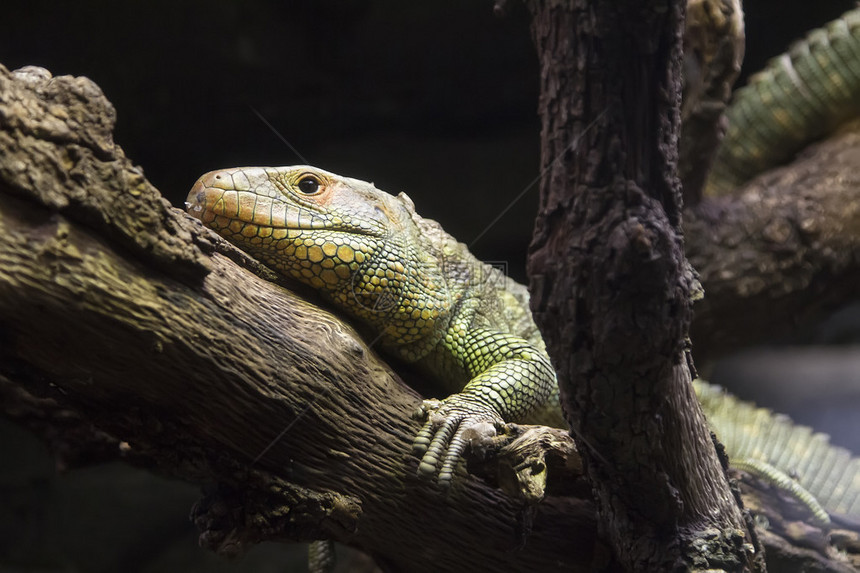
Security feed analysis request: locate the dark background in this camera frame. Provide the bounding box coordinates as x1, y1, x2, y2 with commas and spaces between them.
1, 2, 858, 571
2, 1, 854, 279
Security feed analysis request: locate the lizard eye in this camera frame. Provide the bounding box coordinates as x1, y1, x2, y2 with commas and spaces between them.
296, 175, 322, 195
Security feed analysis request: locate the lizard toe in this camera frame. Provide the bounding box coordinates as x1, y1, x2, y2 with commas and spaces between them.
437, 423, 473, 489
416, 416, 459, 480
412, 394, 505, 487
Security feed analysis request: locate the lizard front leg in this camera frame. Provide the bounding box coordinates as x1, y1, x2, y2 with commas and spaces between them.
412, 327, 557, 488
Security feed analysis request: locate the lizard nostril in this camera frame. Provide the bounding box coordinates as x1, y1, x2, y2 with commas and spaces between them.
185, 180, 210, 216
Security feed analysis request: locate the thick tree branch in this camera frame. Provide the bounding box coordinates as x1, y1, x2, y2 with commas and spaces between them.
1, 49, 858, 572
0, 64, 602, 573
524, 1, 756, 570
688, 120, 860, 364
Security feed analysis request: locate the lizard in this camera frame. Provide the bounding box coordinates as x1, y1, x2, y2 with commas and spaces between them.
705, 7, 860, 195
185, 164, 860, 526
185, 164, 560, 488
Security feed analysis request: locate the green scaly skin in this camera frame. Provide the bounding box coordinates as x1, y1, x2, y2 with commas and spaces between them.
706, 7, 860, 195
186, 165, 859, 523
186, 165, 559, 488
696, 380, 860, 524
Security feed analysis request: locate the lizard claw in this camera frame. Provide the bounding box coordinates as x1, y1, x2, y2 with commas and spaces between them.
412, 398, 441, 422
412, 395, 503, 489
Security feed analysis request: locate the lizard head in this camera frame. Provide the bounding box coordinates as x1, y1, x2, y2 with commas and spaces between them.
186, 165, 451, 348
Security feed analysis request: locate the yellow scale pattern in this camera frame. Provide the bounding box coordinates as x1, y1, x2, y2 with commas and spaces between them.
188, 166, 860, 523
187, 165, 860, 518
187, 165, 558, 487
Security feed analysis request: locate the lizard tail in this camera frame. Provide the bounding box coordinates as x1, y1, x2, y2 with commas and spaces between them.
705, 8, 860, 195
694, 380, 860, 522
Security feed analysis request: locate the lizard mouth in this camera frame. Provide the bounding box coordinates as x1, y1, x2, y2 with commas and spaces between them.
186, 181, 316, 228
185, 181, 382, 239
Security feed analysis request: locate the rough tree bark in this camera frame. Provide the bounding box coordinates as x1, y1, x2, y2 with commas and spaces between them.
0, 65, 602, 573
687, 121, 860, 363
1, 6, 860, 573
524, 1, 755, 570
524, 1, 858, 571
678, 0, 744, 205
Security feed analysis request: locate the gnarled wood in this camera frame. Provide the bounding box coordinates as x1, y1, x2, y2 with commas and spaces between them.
679, 0, 745, 205
688, 120, 860, 364
1, 30, 859, 572
0, 63, 603, 573
524, 1, 757, 569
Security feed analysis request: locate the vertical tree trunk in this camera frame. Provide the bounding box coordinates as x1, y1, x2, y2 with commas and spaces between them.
524, 2, 760, 570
